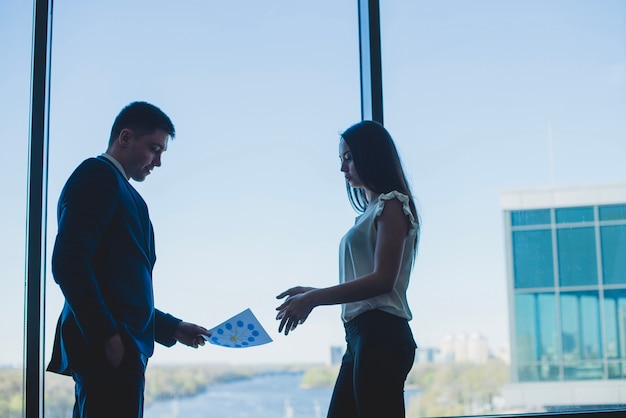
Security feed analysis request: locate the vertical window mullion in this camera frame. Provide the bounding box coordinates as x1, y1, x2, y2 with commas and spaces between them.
358, 0, 383, 123
26, 0, 52, 417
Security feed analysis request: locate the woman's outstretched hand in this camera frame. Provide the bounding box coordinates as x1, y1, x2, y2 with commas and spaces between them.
275, 286, 316, 336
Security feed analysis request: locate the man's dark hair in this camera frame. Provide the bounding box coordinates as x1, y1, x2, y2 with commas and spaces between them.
108, 101, 175, 145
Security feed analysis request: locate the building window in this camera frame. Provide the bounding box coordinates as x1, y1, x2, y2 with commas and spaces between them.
604, 289, 626, 363
555, 206, 595, 224
560, 291, 602, 364
600, 225, 626, 285
599, 204, 626, 221
515, 292, 559, 378
513, 230, 554, 289
511, 209, 552, 227
557, 227, 598, 287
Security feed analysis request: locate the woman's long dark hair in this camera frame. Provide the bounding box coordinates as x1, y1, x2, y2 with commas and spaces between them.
341, 120, 419, 234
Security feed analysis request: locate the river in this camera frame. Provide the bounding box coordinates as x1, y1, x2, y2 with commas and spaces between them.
144, 372, 418, 418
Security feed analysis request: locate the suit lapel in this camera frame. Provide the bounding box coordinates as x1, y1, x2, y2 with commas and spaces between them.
96, 156, 156, 264
127, 184, 155, 262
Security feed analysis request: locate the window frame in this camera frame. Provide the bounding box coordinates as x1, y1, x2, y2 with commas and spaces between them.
25, 0, 626, 416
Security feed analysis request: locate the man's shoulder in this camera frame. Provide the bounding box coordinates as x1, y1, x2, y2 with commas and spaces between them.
76, 156, 108, 170
59, 157, 123, 206
63, 157, 120, 193
70, 157, 116, 178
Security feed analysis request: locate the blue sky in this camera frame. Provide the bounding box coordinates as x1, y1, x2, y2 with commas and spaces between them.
1, 0, 625, 366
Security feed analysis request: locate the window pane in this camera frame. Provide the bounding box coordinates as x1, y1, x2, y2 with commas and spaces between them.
518, 364, 560, 383
511, 209, 551, 226
561, 292, 602, 362
604, 290, 626, 361
515, 293, 558, 363
563, 362, 604, 381
601, 225, 626, 285
557, 227, 598, 287
26, 0, 626, 416
45, 1, 358, 416
512, 230, 554, 289
515, 293, 538, 363
555, 206, 594, 224
608, 362, 626, 379
599, 204, 626, 221
0, 1, 32, 416
381, 0, 626, 414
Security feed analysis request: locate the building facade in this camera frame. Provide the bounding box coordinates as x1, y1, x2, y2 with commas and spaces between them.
501, 184, 626, 409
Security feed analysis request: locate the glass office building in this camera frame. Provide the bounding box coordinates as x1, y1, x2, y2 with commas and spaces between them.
502, 184, 626, 409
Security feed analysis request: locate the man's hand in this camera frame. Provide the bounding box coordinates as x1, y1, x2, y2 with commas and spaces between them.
174, 321, 211, 348
104, 333, 125, 368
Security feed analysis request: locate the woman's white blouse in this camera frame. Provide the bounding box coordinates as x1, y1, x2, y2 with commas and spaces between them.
338, 190, 418, 323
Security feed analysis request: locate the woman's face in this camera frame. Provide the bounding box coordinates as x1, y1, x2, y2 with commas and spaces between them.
339, 138, 364, 189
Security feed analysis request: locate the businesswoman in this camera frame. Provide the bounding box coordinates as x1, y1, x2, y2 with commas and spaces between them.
276, 120, 419, 418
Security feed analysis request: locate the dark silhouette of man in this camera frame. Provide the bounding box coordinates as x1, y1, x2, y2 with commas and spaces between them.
48, 101, 210, 417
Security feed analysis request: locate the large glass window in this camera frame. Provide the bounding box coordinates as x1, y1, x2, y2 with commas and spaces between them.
515, 293, 558, 364
601, 225, 626, 285
560, 291, 602, 362
555, 206, 594, 224
0, 1, 35, 417
43, 1, 359, 417
511, 209, 551, 227
599, 204, 626, 221
604, 290, 626, 361
512, 230, 554, 289
381, 0, 626, 415
12, 0, 626, 416
561, 291, 603, 381
557, 227, 598, 287
603, 289, 626, 380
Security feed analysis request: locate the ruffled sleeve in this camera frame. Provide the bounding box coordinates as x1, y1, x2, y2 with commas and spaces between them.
374, 190, 417, 229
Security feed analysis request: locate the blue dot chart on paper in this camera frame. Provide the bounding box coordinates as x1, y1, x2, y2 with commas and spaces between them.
202, 308, 273, 348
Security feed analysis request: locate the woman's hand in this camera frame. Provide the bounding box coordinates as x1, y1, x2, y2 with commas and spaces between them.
276, 286, 315, 300
275, 287, 317, 336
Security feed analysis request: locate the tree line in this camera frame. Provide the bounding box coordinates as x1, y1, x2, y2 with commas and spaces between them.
1, 359, 509, 417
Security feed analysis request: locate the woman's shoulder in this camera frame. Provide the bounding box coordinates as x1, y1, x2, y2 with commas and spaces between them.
377, 190, 410, 204
374, 191, 417, 228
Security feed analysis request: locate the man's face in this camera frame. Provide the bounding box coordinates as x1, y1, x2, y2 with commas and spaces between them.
122, 129, 169, 182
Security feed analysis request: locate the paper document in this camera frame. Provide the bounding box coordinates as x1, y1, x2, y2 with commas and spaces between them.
202, 308, 273, 348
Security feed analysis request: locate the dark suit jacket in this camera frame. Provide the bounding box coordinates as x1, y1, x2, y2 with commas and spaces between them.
48, 156, 180, 376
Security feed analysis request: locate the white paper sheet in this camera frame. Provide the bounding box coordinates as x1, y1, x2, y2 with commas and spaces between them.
202, 308, 273, 348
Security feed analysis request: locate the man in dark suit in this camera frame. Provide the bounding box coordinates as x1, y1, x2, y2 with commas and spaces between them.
47, 101, 210, 417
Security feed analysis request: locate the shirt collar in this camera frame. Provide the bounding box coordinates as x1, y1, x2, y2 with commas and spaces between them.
100, 153, 128, 180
